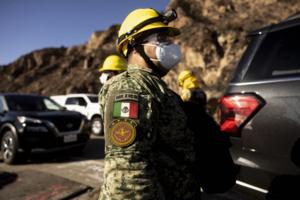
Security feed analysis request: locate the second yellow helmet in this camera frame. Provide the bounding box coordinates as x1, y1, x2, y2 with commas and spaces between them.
178, 70, 199, 89
98, 55, 127, 72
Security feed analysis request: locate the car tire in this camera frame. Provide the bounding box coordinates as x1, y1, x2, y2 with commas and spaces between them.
91, 116, 103, 135
1, 130, 18, 164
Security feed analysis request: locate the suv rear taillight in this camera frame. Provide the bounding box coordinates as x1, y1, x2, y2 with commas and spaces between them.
219, 94, 265, 136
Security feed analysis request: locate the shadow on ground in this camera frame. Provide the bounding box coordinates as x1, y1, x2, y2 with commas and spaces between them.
0, 170, 91, 200
0, 171, 18, 189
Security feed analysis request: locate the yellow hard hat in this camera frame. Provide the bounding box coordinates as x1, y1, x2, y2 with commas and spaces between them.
178, 70, 199, 89
178, 70, 193, 86
117, 8, 180, 57
98, 55, 127, 72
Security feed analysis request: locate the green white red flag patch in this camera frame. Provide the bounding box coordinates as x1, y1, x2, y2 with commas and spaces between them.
113, 101, 138, 118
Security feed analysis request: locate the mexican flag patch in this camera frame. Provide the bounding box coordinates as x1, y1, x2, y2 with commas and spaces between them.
113, 101, 138, 118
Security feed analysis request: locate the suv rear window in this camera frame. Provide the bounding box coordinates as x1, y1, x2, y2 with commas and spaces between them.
65, 97, 87, 106
87, 96, 98, 103
244, 25, 300, 81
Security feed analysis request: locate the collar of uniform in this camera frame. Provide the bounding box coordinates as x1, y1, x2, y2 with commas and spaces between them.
127, 64, 155, 74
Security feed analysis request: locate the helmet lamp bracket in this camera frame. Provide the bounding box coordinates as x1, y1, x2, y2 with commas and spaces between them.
162, 9, 177, 24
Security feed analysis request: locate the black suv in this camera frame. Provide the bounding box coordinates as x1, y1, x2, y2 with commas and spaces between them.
219, 14, 300, 199
0, 93, 90, 164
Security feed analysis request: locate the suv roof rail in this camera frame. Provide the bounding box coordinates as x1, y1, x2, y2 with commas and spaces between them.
283, 12, 300, 22
248, 12, 300, 36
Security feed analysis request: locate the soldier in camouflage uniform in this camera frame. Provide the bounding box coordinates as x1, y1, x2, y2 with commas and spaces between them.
98, 8, 201, 199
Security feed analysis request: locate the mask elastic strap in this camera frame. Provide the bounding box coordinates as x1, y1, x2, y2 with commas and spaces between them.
141, 43, 159, 62
135, 45, 167, 77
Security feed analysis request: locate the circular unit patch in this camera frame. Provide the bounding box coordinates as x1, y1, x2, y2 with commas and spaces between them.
109, 121, 136, 147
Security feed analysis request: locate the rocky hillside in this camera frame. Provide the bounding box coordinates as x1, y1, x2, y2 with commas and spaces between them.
0, 25, 119, 95
1, 0, 299, 109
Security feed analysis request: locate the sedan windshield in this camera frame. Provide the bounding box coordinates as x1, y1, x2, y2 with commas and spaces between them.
5, 95, 62, 111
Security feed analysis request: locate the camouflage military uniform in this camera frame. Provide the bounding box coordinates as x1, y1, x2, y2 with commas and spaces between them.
98, 64, 200, 200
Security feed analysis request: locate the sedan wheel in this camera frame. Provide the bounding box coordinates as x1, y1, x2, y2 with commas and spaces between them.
1, 131, 18, 164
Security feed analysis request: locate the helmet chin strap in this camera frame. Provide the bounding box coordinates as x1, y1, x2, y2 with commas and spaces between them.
135, 45, 168, 77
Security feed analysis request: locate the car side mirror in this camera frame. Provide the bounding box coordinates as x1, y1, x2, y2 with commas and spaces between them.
60, 106, 67, 111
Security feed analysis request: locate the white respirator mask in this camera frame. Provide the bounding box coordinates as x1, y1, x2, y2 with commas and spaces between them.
99, 73, 110, 84
143, 42, 181, 71
142, 33, 181, 71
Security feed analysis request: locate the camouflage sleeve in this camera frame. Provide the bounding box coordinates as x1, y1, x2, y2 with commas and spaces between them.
99, 84, 109, 120
99, 78, 165, 200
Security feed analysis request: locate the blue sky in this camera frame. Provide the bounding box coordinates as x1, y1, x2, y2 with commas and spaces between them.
0, 0, 170, 65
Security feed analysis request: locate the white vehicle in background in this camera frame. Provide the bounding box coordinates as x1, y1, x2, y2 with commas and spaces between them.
51, 94, 103, 135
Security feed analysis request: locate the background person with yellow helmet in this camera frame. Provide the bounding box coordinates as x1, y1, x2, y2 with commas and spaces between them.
98, 54, 127, 85
98, 8, 202, 199
178, 69, 207, 107
179, 69, 238, 196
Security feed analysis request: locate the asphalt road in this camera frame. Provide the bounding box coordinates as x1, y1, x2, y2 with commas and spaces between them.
0, 134, 104, 199
0, 135, 259, 200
